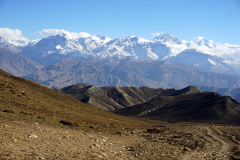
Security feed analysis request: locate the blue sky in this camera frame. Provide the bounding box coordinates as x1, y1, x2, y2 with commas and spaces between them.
0, 0, 239, 44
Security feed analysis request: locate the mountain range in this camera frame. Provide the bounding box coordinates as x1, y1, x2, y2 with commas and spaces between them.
1, 32, 240, 90
23, 58, 240, 89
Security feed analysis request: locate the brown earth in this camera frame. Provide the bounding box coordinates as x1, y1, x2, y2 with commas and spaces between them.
1, 118, 240, 159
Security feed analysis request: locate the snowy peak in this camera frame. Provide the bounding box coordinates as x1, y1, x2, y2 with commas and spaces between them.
192, 37, 216, 48
153, 33, 181, 44
77, 34, 111, 48
103, 36, 169, 61
8, 39, 29, 47
127, 36, 150, 43
35, 34, 69, 51
108, 36, 150, 45
54, 32, 112, 46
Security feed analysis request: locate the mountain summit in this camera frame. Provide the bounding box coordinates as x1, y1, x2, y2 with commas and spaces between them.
153, 33, 181, 44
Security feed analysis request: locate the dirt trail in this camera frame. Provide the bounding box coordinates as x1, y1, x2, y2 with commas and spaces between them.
182, 127, 233, 160
207, 128, 231, 153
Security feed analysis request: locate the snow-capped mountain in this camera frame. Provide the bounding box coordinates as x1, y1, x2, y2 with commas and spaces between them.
18, 33, 116, 65
190, 37, 216, 48
153, 33, 181, 44
102, 36, 170, 60
18, 34, 171, 65
19, 34, 87, 65
152, 34, 240, 75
